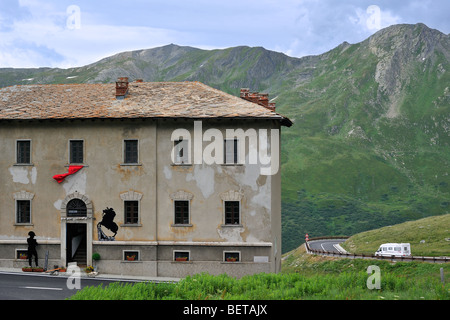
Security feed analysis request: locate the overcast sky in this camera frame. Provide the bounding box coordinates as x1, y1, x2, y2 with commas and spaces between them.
1, 0, 449, 68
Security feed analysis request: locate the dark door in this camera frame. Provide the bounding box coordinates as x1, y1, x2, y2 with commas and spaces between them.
66, 223, 87, 267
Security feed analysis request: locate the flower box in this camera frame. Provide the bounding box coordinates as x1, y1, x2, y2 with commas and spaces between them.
22, 267, 33, 272
32, 267, 44, 272
226, 257, 237, 262
126, 255, 136, 261
175, 257, 188, 262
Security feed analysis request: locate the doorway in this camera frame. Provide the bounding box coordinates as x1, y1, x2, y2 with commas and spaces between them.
66, 223, 87, 267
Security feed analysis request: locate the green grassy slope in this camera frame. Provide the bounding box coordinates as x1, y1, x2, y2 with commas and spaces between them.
340, 213, 450, 256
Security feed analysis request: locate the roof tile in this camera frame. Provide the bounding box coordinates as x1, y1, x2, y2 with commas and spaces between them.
0, 81, 291, 126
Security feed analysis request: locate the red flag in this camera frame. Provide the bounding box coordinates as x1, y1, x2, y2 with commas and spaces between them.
53, 166, 83, 183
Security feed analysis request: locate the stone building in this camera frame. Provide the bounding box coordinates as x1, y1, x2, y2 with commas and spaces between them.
0, 79, 291, 278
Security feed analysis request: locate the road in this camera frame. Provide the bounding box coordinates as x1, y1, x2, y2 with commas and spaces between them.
0, 271, 138, 300
307, 239, 347, 253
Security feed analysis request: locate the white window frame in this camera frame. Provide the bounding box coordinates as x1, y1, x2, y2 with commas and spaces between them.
173, 250, 190, 262
123, 250, 140, 261
223, 251, 240, 262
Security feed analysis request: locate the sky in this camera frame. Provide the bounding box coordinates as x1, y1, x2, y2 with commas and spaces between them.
0, 0, 449, 68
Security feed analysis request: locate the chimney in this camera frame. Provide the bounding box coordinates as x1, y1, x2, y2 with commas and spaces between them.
240, 88, 250, 98
116, 77, 129, 99
240, 88, 276, 111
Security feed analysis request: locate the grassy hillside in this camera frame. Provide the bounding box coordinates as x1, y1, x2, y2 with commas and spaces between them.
340, 214, 450, 256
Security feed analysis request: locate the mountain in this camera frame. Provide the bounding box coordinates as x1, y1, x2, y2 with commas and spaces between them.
279, 23, 449, 252
1, 23, 448, 253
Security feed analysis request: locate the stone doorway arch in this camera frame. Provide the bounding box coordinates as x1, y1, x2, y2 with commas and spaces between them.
60, 192, 93, 267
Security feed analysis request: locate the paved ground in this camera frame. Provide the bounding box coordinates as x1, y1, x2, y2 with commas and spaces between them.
307, 239, 347, 253
0, 267, 179, 300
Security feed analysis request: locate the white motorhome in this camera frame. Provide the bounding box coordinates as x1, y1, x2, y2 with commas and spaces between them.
375, 243, 411, 257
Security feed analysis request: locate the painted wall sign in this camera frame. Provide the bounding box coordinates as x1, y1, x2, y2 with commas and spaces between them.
97, 207, 119, 241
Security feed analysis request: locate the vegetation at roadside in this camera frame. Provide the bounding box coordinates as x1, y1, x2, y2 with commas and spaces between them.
70, 245, 449, 300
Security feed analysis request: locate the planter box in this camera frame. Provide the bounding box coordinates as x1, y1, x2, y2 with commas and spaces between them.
175, 257, 188, 262
22, 267, 33, 272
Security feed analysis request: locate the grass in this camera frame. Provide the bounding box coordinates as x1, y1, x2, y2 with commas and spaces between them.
340, 214, 450, 256
70, 215, 450, 300
70, 244, 449, 300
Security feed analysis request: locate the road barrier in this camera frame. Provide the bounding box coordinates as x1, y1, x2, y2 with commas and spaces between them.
305, 238, 449, 264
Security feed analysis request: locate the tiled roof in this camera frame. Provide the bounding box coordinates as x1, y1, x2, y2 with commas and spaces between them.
0, 81, 292, 126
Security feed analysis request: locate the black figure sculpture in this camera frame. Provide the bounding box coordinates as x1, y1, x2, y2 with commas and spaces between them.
27, 231, 39, 267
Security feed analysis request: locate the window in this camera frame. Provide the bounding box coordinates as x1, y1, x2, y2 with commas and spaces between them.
224, 139, 238, 164
224, 201, 240, 225
174, 251, 190, 262
174, 200, 190, 225
120, 191, 142, 226
124, 140, 138, 164
224, 251, 240, 262
124, 200, 139, 224
16, 140, 31, 164
66, 198, 87, 217
174, 139, 190, 164
70, 140, 84, 164
16, 200, 31, 224
13, 191, 34, 224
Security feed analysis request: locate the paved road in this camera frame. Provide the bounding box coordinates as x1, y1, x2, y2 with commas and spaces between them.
0, 271, 137, 300
307, 239, 347, 253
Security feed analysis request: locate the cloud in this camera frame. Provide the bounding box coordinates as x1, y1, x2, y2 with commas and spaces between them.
0, 0, 449, 67
0, 0, 191, 67
273, 1, 404, 58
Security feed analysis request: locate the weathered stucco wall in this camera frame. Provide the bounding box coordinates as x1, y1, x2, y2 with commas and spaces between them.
0, 118, 282, 275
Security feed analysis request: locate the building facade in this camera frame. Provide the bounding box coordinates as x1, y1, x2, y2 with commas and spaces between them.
0, 80, 291, 278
